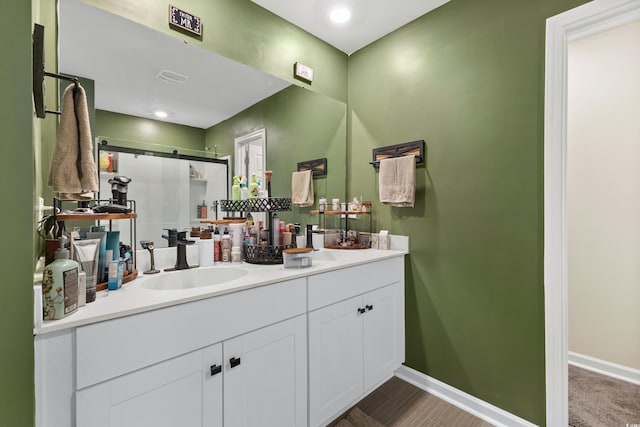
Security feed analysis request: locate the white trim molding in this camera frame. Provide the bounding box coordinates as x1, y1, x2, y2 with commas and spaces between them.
544, 1, 640, 426
395, 366, 538, 427
569, 352, 640, 387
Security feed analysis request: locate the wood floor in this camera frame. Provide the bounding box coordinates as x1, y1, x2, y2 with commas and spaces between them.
329, 376, 494, 427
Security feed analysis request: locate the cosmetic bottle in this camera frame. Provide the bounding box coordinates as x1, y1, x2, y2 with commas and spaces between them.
42, 237, 80, 320
249, 173, 260, 199
232, 176, 241, 201
199, 201, 208, 219
239, 182, 248, 200
272, 213, 280, 246
213, 227, 221, 262
221, 229, 232, 262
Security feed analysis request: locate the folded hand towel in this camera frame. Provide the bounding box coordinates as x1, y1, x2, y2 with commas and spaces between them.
379, 155, 416, 207
291, 170, 314, 207
48, 83, 99, 200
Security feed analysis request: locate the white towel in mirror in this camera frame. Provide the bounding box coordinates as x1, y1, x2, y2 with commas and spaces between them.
291, 170, 314, 207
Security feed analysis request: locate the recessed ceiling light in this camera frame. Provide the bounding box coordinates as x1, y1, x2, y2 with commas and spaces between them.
154, 111, 168, 118
329, 7, 351, 24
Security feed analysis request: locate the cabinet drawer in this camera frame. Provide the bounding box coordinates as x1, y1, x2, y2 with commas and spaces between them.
308, 257, 403, 311
76, 278, 306, 389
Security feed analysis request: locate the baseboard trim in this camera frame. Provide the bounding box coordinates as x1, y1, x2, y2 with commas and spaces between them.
569, 351, 640, 386
395, 366, 538, 427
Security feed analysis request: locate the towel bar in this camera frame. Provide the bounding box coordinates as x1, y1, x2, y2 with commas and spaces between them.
297, 158, 327, 177
370, 140, 425, 168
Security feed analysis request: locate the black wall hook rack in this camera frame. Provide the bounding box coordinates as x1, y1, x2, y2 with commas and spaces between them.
297, 158, 327, 177
370, 140, 425, 169
33, 23, 80, 118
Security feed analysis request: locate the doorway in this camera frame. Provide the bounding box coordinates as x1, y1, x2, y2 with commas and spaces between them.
234, 128, 266, 184
544, 1, 640, 425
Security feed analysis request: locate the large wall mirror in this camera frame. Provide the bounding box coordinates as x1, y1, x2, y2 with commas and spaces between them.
58, 0, 347, 248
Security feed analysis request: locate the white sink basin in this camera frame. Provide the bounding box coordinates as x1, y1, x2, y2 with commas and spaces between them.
141, 267, 248, 291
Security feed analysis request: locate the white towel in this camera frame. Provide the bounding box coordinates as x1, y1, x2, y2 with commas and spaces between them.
379, 155, 416, 207
291, 170, 314, 207
48, 83, 99, 200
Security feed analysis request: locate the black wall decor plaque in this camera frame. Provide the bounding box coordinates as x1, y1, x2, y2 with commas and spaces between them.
169, 5, 202, 36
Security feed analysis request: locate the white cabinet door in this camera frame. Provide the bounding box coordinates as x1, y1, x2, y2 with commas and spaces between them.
363, 283, 402, 391
76, 343, 222, 427
308, 296, 364, 427
224, 315, 307, 427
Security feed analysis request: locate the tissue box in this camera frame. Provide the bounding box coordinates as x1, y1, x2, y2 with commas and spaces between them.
378, 230, 390, 250
371, 233, 379, 249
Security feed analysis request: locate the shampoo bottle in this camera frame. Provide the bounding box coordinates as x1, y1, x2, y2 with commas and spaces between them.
248, 173, 259, 199
221, 229, 232, 262
232, 176, 241, 201
213, 227, 221, 262
241, 182, 249, 200
42, 238, 80, 320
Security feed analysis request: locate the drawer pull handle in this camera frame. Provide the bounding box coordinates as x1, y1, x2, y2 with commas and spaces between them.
357, 307, 366, 314
210, 364, 222, 376
230, 357, 241, 368
366, 305, 374, 311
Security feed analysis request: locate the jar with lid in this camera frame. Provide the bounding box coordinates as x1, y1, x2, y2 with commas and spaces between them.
318, 198, 327, 212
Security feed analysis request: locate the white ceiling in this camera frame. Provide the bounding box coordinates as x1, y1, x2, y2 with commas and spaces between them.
251, 0, 450, 55
58, 0, 290, 129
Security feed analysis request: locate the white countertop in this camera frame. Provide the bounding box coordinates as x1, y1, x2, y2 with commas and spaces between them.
35, 248, 407, 335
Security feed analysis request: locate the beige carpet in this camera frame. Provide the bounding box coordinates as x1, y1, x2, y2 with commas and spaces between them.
569, 364, 640, 427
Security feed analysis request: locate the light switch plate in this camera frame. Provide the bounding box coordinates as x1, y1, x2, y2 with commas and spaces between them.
294, 62, 313, 83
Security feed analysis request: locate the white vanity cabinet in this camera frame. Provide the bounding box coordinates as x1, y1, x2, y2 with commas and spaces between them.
307, 257, 405, 427
35, 252, 406, 427
36, 278, 307, 427
223, 315, 307, 427
76, 342, 223, 427
75, 315, 307, 427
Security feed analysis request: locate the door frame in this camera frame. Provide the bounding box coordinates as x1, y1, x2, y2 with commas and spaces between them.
544, 1, 640, 425
234, 128, 266, 180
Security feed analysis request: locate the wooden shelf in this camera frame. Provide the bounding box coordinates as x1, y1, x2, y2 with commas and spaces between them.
96, 269, 138, 291
309, 210, 371, 215
199, 219, 247, 225
55, 212, 137, 221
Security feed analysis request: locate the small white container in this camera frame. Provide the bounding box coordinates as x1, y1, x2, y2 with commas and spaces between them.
283, 248, 313, 269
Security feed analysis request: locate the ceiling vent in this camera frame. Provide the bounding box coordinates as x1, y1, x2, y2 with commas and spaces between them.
156, 69, 188, 85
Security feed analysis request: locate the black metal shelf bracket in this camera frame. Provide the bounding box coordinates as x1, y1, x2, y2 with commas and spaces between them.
297, 158, 327, 177
370, 140, 425, 169
33, 23, 80, 118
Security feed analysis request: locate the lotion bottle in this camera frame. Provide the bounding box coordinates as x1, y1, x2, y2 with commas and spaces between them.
248, 173, 259, 199
231, 176, 241, 201
42, 238, 80, 320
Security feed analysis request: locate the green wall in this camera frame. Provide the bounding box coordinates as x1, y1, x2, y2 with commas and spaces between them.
205, 85, 347, 226
11, 0, 600, 425
347, 0, 586, 424
0, 0, 34, 424
95, 110, 206, 152
83, 0, 348, 103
